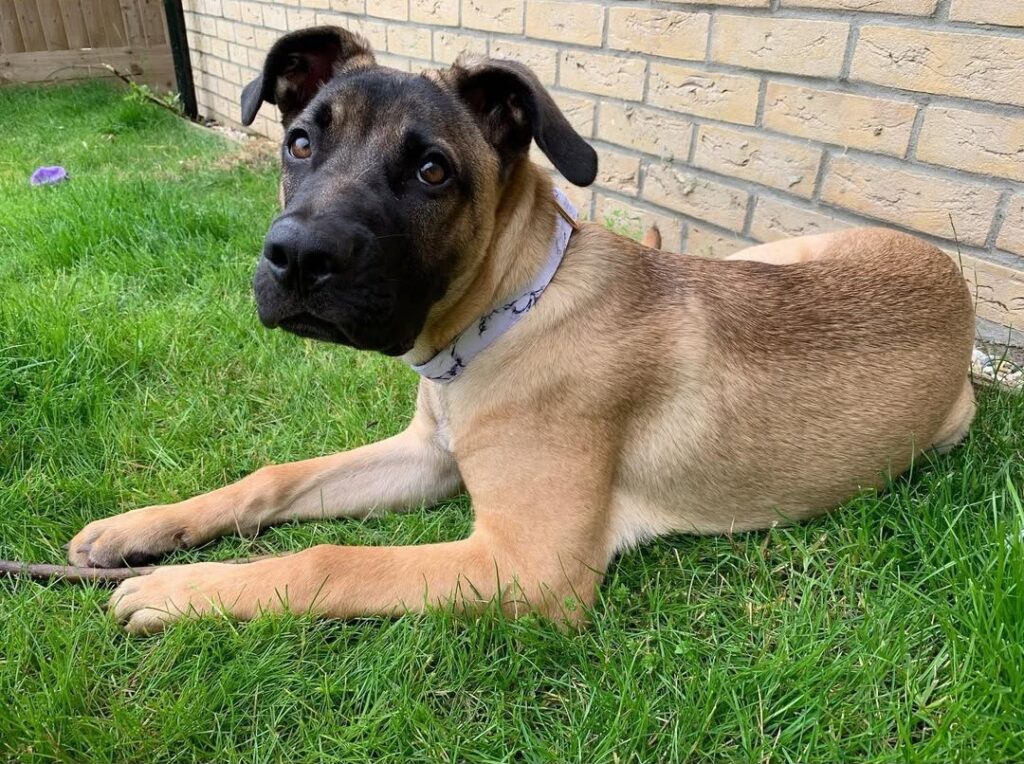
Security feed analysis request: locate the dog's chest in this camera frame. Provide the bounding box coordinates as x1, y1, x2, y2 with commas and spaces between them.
432, 394, 456, 454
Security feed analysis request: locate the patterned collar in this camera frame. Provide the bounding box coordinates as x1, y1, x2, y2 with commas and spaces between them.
409, 187, 579, 384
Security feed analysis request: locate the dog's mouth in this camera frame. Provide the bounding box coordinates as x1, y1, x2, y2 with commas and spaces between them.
274, 312, 414, 356
276, 312, 350, 344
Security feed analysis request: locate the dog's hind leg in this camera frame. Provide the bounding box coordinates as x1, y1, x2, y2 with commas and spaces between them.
724, 232, 843, 265
930, 379, 976, 454
67, 383, 461, 568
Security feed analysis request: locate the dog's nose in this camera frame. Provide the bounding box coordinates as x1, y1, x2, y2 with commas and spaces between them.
262, 216, 364, 288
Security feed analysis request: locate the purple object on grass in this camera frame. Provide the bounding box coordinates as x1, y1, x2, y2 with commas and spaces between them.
30, 166, 69, 186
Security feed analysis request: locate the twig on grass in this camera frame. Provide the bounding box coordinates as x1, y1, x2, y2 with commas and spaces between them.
100, 64, 190, 120
0, 556, 271, 585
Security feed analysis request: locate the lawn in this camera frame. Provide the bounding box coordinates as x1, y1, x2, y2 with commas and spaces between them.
1, 82, 1023, 764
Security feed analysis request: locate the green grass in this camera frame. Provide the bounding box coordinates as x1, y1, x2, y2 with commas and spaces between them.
1, 82, 1022, 763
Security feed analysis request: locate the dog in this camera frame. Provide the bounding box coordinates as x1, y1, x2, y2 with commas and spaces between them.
66, 26, 976, 634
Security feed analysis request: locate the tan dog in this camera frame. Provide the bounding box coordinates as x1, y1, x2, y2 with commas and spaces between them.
67, 27, 976, 634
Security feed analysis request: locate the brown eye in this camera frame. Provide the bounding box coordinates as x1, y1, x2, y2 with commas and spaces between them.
417, 158, 448, 185
288, 131, 312, 160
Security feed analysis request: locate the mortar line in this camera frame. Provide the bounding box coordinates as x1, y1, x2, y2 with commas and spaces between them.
742, 194, 758, 237
703, 10, 714, 63
810, 150, 832, 204
986, 190, 1013, 250
905, 103, 929, 161
839, 22, 859, 82
754, 77, 768, 129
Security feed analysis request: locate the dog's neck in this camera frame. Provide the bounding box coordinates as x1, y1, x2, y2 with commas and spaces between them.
406, 161, 564, 368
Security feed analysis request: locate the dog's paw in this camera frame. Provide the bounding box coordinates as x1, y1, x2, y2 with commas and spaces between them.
109, 562, 240, 634
67, 507, 192, 568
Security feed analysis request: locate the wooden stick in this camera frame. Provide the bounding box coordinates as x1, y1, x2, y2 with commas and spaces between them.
0, 556, 269, 585
100, 63, 194, 120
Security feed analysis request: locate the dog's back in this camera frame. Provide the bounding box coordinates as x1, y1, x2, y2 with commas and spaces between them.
599, 228, 975, 544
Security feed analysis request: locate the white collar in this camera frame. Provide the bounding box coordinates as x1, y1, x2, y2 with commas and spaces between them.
409, 187, 578, 384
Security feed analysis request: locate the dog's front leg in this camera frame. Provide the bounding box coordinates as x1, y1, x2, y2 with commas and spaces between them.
110, 421, 614, 633
68, 384, 460, 567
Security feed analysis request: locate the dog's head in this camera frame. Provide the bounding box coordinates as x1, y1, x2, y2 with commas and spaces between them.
241, 26, 597, 356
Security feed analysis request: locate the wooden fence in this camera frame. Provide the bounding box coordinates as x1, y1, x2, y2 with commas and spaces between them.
0, 0, 174, 90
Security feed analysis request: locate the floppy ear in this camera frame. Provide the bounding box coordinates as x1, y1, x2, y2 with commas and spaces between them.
241, 26, 375, 127
448, 57, 598, 187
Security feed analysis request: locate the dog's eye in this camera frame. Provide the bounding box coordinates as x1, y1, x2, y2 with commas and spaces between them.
417, 158, 448, 186
288, 131, 312, 160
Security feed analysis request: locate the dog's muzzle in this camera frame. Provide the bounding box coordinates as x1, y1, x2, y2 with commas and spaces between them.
252, 213, 435, 355
261, 214, 370, 294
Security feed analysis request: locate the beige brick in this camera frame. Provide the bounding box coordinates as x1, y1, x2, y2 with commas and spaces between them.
711, 16, 849, 78
286, 8, 317, 28
687, 226, 753, 259
233, 20, 252, 43
246, 47, 264, 70
525, 0, 603, 47
411, 0, 458, 25
253, 27, 279, 51
781, 0, 937, 13
255, 114, 283, 142
949, 0, 1024, 27
693, 125, 821, 198
644, 164, 749, 231
489, 39, 557, 85
227, 43, 249, 65
559, 50, 646, 101
664, 0, 767, 5
529, 145, 555, 172
186, 15, 207, 37
997, 194, 1024, 257
330, 0, 365, 11
314, 11, 347, 26
239, 1, 262, 25
215, 76, 240, 101
852, 27, 1024, 108
750, 197, 849, 242
302, 0, 332, 9
607, 7, 709, 61
210, 36, 229, 58
558, 184, 594, 220
647, 63, 759, 125
462, 0, 523, 33
350, 17, 387, 48
433, 30, 487, 63
376, 52, 412, 71
215, 17, 235, 41
387, 25, 431, 59
763, 83, 917, 158
917, 107, 1024, 183
366, 0, 408, 20
596, 148, 640, 196
821, 156, 1000, 246
597, 102, 693, 161
595, 194, 683, 252
552, 92, 596, 137
261, 4, 288, 30
234, 23, 255, 46
203, 57, 222, 78
958, 255, 1024, 331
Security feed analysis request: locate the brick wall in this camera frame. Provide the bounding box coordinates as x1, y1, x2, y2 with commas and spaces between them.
181, 0, 1024, 341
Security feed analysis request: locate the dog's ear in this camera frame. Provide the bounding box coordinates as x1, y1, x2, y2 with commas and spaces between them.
447, 56, 598, 187
241, 26, 375, 127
